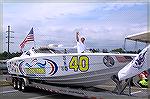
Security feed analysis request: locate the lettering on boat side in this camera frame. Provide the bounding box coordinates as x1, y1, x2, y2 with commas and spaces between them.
61, 56, 68, 71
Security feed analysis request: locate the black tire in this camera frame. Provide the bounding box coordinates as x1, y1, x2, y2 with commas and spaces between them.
21, 79, 27, 92
12, 78, 18, 90
18, 78, 28, 92
18, 79, 22, 91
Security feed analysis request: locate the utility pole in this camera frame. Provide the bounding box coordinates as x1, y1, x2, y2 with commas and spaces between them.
6, 26, 14, 53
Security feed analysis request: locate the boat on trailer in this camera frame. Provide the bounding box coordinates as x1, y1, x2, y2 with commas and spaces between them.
7, 45, 137, 87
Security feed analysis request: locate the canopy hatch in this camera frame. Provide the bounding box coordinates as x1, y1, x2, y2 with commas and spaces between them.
125, 31, 150, 43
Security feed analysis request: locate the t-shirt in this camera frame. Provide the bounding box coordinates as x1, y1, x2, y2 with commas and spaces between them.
77, 42, 86, 53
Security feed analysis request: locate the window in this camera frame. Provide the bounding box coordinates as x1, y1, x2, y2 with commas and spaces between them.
49, 49, 62, 54
34, 48, 52, 53
34, 48, 62, 54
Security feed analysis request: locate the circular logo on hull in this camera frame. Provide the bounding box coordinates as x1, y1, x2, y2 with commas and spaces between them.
103, 56, 115, 67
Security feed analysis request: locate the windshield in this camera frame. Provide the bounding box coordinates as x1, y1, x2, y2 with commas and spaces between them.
34, 48, 62, 54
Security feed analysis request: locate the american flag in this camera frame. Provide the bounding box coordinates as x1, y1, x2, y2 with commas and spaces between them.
20, 28, 34, 49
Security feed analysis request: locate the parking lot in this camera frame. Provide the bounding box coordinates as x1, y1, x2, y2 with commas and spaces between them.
0, 74, 149, 99
0, 86, 81, 99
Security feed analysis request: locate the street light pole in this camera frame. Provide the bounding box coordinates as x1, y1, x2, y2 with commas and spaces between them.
6, 26, 14, 53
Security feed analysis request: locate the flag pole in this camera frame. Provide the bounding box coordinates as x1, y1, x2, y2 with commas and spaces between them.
33, 27, 36, 49
34, 38, 36, 48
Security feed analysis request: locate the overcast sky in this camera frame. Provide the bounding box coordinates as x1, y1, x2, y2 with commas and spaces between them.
3, 2, 148, 52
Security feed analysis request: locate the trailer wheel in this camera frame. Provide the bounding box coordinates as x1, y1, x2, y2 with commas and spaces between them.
21, 79, 27, 92
18, 78, 28, 92
12, 78, 18, 90
18, 79, 22, 91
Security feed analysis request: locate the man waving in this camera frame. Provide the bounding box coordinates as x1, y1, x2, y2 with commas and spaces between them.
76, 32, 86, 53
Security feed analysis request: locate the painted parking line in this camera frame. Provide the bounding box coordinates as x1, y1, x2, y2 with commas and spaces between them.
131, 91, 142, 95
96, 85, 115, 88
0, 90, 18, 94
28, 94, 57, 99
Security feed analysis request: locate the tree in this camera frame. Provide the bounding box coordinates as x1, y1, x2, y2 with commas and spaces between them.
0, 52, 22, 60
111, 48, 125, 53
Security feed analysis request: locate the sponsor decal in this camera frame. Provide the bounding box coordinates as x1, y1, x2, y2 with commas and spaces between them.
25, 60, 46, 68
61, 56, 68, 71
18, 59, 58, 76
103, 56, 115, 67
44, 59, 58, 75
9, 61, 19, 73
133, 50, 147, 70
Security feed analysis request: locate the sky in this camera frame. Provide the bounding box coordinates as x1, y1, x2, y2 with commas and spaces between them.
3, 2, 148, 52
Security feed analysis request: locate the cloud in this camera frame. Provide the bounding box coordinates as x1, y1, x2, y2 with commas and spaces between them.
101, 3, 143, 11
3, 3, 148, 52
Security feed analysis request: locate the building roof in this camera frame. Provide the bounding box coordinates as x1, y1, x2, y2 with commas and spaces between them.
125, 31, 150, 43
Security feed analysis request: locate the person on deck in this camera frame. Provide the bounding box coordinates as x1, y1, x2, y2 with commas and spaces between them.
138, 71, 148, 88
76, 32, 86, 53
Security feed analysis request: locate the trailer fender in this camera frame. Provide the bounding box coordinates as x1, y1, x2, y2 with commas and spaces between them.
22, 77, 29, 86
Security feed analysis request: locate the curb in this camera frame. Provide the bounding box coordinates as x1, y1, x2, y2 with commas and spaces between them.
0, 80, 12, 87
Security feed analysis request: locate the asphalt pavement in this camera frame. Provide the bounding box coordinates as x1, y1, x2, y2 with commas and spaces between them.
0, 83, 149, 99
0, 75, 149, 99
0, 86, 81, 99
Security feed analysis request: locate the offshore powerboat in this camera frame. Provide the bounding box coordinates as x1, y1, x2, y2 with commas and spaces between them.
7, 45, 137, 87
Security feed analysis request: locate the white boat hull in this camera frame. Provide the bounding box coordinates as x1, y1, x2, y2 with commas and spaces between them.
7, 53, 135, 87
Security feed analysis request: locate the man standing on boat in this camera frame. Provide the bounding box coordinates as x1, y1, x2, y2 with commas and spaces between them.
76, 32, 86, 53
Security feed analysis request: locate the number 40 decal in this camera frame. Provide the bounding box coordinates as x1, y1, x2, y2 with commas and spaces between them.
69, 56, 89, 72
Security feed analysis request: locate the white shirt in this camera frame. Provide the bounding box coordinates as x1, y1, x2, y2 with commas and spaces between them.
77, 42, 86, 53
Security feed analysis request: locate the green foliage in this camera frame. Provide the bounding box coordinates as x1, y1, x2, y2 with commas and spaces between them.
111, 48, 125, 53
111, 48, 141, 54
89, 49, 100, 53
0, 51, 22, 60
